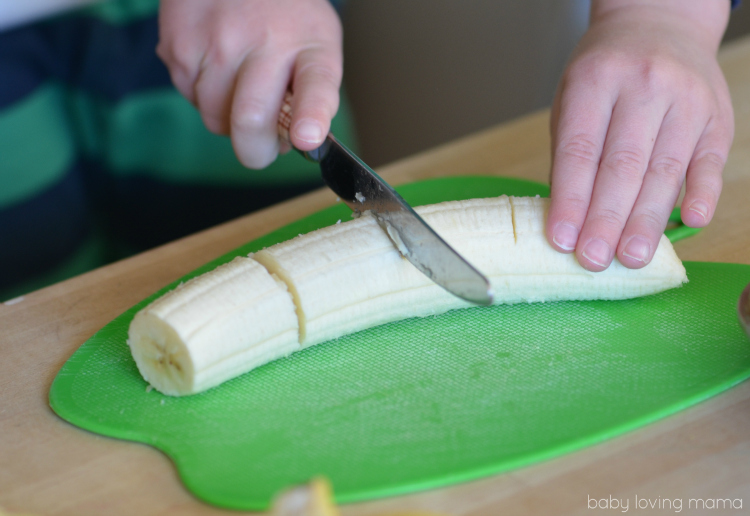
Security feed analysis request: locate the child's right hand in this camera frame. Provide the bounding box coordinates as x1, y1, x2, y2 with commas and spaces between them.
157, 0, 343, 169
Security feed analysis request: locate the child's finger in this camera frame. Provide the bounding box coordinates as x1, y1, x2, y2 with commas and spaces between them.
193, 60, 239, 135
616, 106, 705, 268
229, 54, 293, 169
575, 96, 666, 272
681, 117, 733, 227
289, 45, 343, 152
155, 1, 204, 106
546, 74, 612, 255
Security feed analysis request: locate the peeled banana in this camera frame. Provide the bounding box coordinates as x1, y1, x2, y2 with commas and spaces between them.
128, 195, 688, 396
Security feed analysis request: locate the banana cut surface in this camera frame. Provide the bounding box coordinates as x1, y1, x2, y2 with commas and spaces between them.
128, 196, 688, 396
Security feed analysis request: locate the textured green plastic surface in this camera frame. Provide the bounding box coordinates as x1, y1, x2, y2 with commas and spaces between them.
49, 176, 750, 510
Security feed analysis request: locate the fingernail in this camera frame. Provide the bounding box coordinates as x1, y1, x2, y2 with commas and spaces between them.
688, 200, 709, 222
552, 222, 579, 251
294, 119, 324, 144
622, 236, 651, 264
582, 238, 611, 268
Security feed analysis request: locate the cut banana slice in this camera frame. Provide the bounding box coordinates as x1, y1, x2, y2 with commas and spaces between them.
128, 256, 300, 396
128, 196, 687, 396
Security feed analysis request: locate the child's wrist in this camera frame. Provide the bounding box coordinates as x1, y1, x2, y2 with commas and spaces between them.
590, 0, 730, 51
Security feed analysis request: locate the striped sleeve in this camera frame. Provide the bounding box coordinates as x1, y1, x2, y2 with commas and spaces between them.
0, 0, 356, 301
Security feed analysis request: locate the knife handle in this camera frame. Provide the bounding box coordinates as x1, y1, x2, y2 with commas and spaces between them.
277, 91, 294, 145
277, 92, 330, 163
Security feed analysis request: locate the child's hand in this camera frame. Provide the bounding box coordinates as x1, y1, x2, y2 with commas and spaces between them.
157, 0, 343, 168
546, 0, 734, 271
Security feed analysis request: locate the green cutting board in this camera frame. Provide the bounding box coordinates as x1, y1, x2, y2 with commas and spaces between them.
49, 176, 750, 510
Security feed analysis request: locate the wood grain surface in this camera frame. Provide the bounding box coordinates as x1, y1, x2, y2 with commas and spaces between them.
2, 36, 750, 516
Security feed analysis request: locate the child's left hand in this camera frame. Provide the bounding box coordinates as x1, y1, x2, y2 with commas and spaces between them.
546, 0, 734, 271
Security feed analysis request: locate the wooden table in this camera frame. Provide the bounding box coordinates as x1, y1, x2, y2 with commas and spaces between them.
3, 36, 750, 516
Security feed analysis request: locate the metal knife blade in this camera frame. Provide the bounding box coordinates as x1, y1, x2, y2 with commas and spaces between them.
302, 135, 493, 305
278, 96, 493, 305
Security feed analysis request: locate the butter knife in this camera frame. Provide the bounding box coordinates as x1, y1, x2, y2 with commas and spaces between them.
278, 94, 493, 305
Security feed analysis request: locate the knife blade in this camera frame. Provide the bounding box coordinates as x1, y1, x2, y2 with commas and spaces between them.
278, 95, 493, 305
